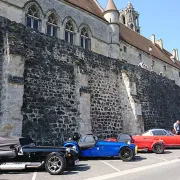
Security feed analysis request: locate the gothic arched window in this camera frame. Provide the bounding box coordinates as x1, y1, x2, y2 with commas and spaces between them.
130, 24, 133, 30
47, 13, 58, 37
26, 5, 40, 31
65, 21, 74, 44
122, 16, 126, 24
80, 27, 91, 50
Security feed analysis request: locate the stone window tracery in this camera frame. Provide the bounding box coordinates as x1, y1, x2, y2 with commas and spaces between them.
26, 5, 40, 31
65, 20, 74, 44
80, 27, 91, 50
47, 13, 58, 37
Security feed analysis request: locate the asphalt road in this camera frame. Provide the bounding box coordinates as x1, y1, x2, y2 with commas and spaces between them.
1, 149, 180, 180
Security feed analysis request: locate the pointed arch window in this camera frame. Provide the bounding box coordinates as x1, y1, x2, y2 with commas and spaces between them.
47, 13, 58, 37
65, 21, 74, 44
122, 16, 126, 25
26, 5, 40, 31
80, 27, 91, 50
130, 24, 133, 29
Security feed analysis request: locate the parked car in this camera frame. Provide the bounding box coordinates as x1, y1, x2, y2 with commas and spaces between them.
138, 129, 180, 148
64, 133, 138, 161
106, 133, 165, 154
0, 133, 79, 175
106, 133, 166, 154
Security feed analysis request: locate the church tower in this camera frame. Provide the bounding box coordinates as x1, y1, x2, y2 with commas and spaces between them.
103, 0, 120, 59
119, 2, 140, 33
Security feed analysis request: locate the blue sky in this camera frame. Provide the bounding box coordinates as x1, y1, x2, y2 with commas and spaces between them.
98, 0, 180, 54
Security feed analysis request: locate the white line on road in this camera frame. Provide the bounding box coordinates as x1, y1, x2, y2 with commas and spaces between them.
85, 159, 180, 180
100, 160, 120, 172
141, 154, 168, 161
32, 172, 37, 180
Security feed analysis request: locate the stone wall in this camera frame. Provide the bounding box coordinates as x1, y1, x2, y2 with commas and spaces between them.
1, 17, 180, 145
0, 27, 3, 125
121, 64, 180, 131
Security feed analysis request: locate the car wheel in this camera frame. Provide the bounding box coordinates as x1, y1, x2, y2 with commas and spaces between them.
119, 147, 134, 162
152, 143, 164, 154
45, 154, 66, 175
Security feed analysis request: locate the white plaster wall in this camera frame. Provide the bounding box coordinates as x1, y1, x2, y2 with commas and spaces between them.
0, 1, 23, 23
75, 66, 91, 135
118, 72, 143, 134
0, 0, 110, 56
104, 11, 119, 23
120, 41, 180, 86
1, 43, 24, 136
91, 38, 109, 57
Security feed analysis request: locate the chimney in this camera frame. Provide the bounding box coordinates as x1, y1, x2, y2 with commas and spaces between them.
156, 39, 163, 49
171, 49, 176, 63
172, 49, 176, 57
151, 34, 155, 44
176, 49, 179, 61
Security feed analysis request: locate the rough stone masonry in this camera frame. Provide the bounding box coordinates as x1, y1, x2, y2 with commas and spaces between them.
0, 17, 180, 145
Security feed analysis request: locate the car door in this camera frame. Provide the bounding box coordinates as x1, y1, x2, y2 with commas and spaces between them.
78, 135, 96, 156
152, 130, 177, 146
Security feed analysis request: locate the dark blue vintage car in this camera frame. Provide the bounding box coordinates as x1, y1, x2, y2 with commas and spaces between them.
64, 133, 138, 161
0, 133, 79, 175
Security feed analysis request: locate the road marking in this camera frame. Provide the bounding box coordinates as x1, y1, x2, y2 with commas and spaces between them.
100, 160, 120, 172
32, 172, 37, 180
141, 154, 168, 161
85, 159, 180, 180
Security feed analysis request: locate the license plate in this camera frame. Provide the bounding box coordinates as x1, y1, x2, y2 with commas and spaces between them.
75, 159, 79, 165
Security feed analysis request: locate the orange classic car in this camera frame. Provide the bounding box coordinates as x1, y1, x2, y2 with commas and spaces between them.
106, 133, 166, 154
136, 129, 180, 148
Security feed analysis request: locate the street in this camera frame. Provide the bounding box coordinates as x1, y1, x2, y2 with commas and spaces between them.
1, 149, 180, 180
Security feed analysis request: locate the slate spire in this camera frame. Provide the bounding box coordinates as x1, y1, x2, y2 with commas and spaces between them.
104, 0, 118, 12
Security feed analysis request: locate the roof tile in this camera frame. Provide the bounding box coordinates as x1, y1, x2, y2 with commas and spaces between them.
119, 23, 180, 69
65, 0, 104, 20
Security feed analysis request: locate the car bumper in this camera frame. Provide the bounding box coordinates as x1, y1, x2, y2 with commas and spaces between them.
65, 149, 79, 165
135, 145, 138, 155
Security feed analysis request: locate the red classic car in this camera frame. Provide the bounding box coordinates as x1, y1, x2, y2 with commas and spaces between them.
106, 133, 166, 154
137, 129, 180, 148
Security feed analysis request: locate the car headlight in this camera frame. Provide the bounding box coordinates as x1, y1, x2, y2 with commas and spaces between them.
126, 140, 131, 145
66, 148, 71, 153
72, 145, 77, 151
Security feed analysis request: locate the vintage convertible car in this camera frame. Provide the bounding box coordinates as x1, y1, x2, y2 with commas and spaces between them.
106, 133, 165, 154
0, 133, 79, 175
64, 133, 138, 161
138, 129, 180, 148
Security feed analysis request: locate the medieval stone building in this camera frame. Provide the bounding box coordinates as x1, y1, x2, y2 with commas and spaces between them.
0, 0, 180, 145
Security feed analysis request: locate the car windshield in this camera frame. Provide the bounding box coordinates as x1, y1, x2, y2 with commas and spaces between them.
79, 135, 97, 143
142, 131, 152, 136
166, 130, 175, 136
117, 134, 132, 142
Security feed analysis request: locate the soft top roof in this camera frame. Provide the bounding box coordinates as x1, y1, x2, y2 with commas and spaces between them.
0, 134, 33, 147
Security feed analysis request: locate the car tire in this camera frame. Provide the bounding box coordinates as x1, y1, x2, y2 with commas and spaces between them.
67, 157, 75, 166
119, 147, 134, 162
152, 143, 164, 154
45, 154, 66, 175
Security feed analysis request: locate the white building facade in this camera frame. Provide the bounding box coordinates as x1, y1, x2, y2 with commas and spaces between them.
0, 0, 179, 85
